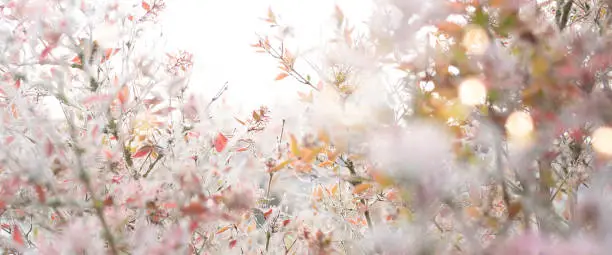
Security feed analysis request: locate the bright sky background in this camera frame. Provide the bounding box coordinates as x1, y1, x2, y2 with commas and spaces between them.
159, 0, 373, 114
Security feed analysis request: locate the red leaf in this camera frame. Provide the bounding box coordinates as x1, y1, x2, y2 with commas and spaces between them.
275, 73, 289, 81
264, 208, 273, 219
181, 202, 208, 216
82, 94, 114, 105
236, 147, 249, 152
72, 56, 82, 65
142, 1, 151, 11
103, 196, 114, 206
282, 219, 291, 226
39, 44, 56, 61
14, 79, 20, 89
152, 107, 176, 115
132, 145, 153, 158
12, 225, 24, 246
143, 97, 162, 108
111, 175, 122, 184
189, 220, 199, 233
103, 150, 114, 160
229, 239, 237, 249
214, 133, 228, 152
45, 139, 54, 157
34, 184, 46, 203
5, 136, 15, 145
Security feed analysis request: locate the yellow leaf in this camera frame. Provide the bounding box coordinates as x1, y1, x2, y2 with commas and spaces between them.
266, 6, 276, 23
253, 111, 262, 122
269, 159, 293, 172
348, 154, 364, 161
531, 55, 549, 77
439, 101, 469, 121
247, 222, 256, 233
298, 91, 313, 103
289, 134, 300, 157
353, 183, 372, 194
330, 183, 338, 196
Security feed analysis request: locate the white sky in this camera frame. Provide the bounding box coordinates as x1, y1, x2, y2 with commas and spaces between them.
159, 0, 374, 114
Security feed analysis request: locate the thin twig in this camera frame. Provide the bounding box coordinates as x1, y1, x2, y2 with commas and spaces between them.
142, 154, 163, 178
204, 81, 229, 112
256, 35, 319, 91
64, 104, 119, 255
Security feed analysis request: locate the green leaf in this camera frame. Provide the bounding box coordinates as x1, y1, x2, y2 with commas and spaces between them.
473, 8, 489, 28
252, 208, 266, 229
487, 88, 501, 102
496, 14, 517, 37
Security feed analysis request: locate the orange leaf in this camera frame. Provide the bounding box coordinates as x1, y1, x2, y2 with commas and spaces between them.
214, 133, 228, 152
302, 147, 323, 163
118, 85, 129, 105
275, 73, 289, 81
353, 183, 372, 194
465, 206, 481, 218
372, 171, 393, 187
318, 160, 334, 167
329, 183, 338, 196
10, 103, 18, 118
386, 190, 398, 201
312, 186, 323, 201
436, 21, 463, 36
142, 1, 151, 11
508, 201, 523, 218
327, 150, 341, 162
102, 48, 120, 63
397, 62, 415, 71
318, 130, 330, 145
216, 225, 230, 234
